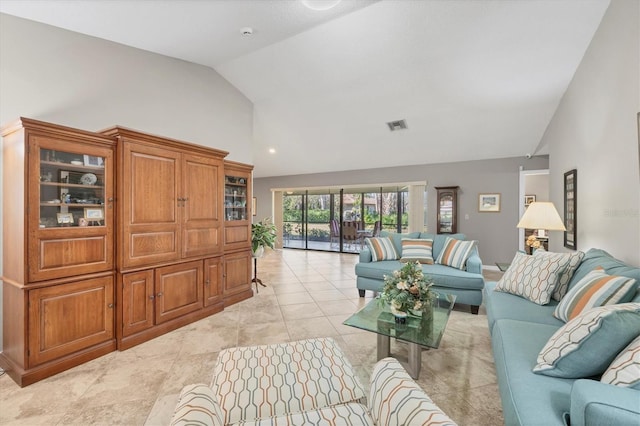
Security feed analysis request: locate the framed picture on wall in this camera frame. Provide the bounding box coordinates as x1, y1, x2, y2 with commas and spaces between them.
252, 197, 257, 216
524, 195, 536, 207
564, 169, 577, 249
478, 193, 501, 212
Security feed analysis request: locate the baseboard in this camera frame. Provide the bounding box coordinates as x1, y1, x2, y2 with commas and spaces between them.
483, 265, 500, 271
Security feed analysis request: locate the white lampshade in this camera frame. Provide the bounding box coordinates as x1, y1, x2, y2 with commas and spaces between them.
517, 202, 566, 231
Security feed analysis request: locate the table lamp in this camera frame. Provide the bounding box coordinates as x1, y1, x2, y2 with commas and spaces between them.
517, 201, 566, 239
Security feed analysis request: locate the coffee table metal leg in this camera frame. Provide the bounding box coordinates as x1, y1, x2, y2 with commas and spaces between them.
405, 343, 423, 379
377, 334, 390, 360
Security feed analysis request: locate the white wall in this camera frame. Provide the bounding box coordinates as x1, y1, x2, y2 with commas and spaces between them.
0, 14, 254, 350
542, 0, 640, 265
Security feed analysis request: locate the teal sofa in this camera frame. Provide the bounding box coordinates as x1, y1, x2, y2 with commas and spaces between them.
484, 248, 640, 426
356, 232, 484, 314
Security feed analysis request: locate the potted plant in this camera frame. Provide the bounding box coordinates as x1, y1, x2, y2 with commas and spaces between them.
251, 217, 277, 257
379, 261, 436, 324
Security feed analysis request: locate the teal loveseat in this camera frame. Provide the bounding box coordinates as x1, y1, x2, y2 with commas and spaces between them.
484, 248, 640, 426
356, 232, 484, 314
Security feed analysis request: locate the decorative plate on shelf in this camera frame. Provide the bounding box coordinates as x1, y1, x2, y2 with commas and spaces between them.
80, 173, 97, 185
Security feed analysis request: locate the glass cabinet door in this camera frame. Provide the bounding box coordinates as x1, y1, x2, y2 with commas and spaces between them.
39, 149, 106, 228
224, 175, 248, 221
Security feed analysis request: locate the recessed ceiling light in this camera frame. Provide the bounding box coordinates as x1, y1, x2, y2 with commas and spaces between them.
301, 0, 342, 11
240, 27, 253, 36
269, 148, 276, 154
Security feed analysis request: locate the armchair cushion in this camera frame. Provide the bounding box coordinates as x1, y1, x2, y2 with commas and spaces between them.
170, 384, 224, 426
369, 358, 457, 426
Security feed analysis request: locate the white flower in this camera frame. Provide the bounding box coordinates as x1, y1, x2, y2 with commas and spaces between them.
393, 270, 401, 278
396, 281, 408, 290
414, 301, 423, 310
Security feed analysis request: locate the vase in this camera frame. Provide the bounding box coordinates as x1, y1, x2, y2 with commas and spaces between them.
390, 306, 408, 324
252, 246, 264, 258
420, 303, 434, 340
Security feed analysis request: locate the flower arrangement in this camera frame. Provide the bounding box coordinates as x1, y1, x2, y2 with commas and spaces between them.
379, 261, 436, 315
526, 234, 541, 250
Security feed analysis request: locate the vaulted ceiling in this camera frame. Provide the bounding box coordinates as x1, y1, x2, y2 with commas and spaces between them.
0, 0, 610, 177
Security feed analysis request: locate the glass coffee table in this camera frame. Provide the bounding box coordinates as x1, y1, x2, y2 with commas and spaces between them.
343, 293, 456, 379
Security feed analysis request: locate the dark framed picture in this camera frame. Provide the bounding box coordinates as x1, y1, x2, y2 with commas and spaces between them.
524, 195, 536, 207
564, 169, 577, 249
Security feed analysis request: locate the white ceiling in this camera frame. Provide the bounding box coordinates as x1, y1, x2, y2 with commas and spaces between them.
0, 0, 610, 178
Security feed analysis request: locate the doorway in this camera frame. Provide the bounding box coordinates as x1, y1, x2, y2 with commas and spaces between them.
518, 168, 550, 250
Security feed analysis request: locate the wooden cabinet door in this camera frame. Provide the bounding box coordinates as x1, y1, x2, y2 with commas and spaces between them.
182, 154, 224, 258
121, 142, 181, 268
204, 257, 223, 307
28, 276, 115, 367
122, 270, 154, 337
155, 261, 203, 324
28, 135, 115, 282
223, 251, 252, 296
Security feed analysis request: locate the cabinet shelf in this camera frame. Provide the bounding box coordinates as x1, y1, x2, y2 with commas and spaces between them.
41, 160, 104, 172
41, 182, 104, 190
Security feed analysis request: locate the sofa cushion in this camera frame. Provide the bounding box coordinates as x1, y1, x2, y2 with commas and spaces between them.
379, 231, 421, 256
568, 248, 640, 291
355, 261, 484, 291
491, 319, 573, 426
532, 250, 585, 301
400, 238, 434, 264
553, 267, 638, 322
601, 335, 640, 390
369, 357, 457, 426
484, 281, 563, 331
495, 251, 567, 305
170, 384, 224, 426
533, 303, 640, 378
211, 338, 366, 425
365, 236, 399, 261
436, 237, 477, 270
236, 402, 374, 426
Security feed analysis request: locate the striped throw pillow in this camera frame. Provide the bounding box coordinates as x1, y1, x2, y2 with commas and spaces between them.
533, 250, 585, 301
435, 237, 476, 270
365, 237, 399, 261
533, 303, 640, 378
554, 267, 638, 322
495, 251, 567, 305
400, 238, 434, 264
369, 358, 457, 426
601, 335, 640, 389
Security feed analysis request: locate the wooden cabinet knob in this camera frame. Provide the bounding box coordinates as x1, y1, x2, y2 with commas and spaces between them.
108, 303, 114, 308
157, 292, 163, 297
149, 295, 155, 300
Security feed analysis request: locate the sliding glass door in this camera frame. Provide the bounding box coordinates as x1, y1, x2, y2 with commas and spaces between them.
282, 186, 410, 253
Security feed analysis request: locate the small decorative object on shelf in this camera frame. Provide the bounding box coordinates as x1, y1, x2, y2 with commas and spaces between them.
379, 261, 436, 324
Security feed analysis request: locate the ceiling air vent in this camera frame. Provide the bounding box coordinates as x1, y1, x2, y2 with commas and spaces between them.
387, 119, 408, 131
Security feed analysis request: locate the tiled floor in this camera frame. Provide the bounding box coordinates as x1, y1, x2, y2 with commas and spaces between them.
0, 249, 504, 425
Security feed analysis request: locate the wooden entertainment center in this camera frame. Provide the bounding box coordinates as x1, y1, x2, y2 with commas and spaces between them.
0, 118, 253, 386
